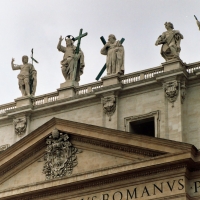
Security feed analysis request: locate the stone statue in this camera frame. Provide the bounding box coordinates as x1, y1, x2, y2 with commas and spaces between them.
57, 35, 85, 82
155, 22, 183, 61
101, 34, 124, 75
194, 15, 200, 30
11, 56, 37, 97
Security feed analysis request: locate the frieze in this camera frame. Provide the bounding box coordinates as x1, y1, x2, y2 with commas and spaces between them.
13, 163, 188, 200
43, 128, 82, 179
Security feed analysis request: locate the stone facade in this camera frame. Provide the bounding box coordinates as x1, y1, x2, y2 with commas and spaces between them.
1, 59, 200, 199
0, 118, 200, 199
0, 59, 200, 148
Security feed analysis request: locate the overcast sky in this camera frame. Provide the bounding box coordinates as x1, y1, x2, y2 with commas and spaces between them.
0, 0, 200, 104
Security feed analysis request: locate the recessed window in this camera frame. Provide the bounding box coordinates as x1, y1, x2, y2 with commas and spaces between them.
129, 117, 155, 137
124, 111, 160, 138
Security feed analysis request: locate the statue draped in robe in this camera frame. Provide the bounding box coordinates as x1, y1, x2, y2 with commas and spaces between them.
57, 36, 85, 82
101, 34, 124, 75
155, 22, 183, 61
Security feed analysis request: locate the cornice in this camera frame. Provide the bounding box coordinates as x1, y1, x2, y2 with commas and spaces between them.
72, 135, 164, 157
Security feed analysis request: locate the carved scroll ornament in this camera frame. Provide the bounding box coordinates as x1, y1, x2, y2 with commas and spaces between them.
164, 80, 179, 107
43, 128, 82, 180
101, 95, 116, 121
13, 116, 27, 136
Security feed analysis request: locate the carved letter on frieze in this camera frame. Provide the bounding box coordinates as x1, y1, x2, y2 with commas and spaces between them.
101, 95, 116, 121
164, 81, 178, 107
43, 128, 82, 180
13, 116, 27, 136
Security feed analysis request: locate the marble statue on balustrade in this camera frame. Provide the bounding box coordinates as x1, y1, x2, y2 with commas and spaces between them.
57, 35, 85, 83
155, 22, 183, 61
11, 56, 37, 97
101, 34, 124, 75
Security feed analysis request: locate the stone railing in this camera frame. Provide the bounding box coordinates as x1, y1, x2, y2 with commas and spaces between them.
76, 81, 103, 95
33, 92, 59, 106
2, 64, 191, 110
121, 65, 164, 84
185, 61, 200, 74
0, 102, 16, 114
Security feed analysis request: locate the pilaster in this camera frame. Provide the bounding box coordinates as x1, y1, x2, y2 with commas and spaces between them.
159, 60, 187, 142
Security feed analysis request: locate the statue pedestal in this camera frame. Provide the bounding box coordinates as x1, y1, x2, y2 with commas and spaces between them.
15, 96, 32, 108
162, 59, 185, 72
60, 80, 79, 88
102, 74, 120, 87
58, 80, 79, 99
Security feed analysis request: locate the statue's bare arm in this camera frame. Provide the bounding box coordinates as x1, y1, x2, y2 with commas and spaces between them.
11, 58, 20, 70
57, 36, 65, 53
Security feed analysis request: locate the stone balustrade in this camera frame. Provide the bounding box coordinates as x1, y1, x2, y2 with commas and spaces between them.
1, 61, 200, 110
185, 61, 200, 74
33, 92, 59, 106
121, 65, 164, 84
0, 102, 16, 114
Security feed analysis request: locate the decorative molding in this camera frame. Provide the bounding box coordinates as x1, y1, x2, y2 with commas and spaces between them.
0, 143, 45, 176
43, 128, 82, 179
181, 81, 186, 104
72, 134, 164, 157
164, 80, 178, 107
0, 144, 10, 152
124, 110, 160, 138
101, 95, 116, 121
13, 116, 27, 136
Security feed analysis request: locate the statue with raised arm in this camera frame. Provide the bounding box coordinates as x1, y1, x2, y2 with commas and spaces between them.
155, 22, 183, 61
57, 35, 85, 83
101, 34, 124, 75
11, 55, 37, 97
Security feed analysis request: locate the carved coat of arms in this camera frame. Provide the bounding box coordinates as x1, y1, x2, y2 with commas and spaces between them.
164, 80, 179, 107
43, 129, 82, 180
101, 95, 116, 121
13, 116, 27, 136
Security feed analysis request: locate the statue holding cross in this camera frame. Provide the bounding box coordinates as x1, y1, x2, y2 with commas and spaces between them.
100, 34, 125, 76
57, 29, 87, 85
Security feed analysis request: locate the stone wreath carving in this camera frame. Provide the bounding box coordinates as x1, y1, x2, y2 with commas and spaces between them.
13, 116, 27, 136
101, 95, 116, 121
164, 80, 179, 107
43, 128, 82, 180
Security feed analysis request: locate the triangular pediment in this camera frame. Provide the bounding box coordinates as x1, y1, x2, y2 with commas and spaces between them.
0, 118, 197, 200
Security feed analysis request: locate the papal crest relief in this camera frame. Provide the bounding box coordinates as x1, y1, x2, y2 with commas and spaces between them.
43, 128, 82, 179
